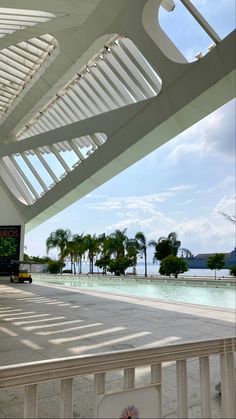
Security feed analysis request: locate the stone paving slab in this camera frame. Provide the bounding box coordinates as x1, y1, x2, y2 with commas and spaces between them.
0, 282, 235, 418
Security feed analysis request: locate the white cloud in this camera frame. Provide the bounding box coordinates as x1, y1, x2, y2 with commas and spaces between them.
166, 100, 235, 164
107, 210, 176, 238
218, 176, 235, 189
166, 185, 195, 192
82, 187, 235, 254
83, 193, 110, 200
85, 200, 122, 211
214, 194, 236, 216
85, 185, 195, 212
177, 217, 234, 253
176, 199, 196, 206
167, 140, 206, 163
106, 194, 235, 255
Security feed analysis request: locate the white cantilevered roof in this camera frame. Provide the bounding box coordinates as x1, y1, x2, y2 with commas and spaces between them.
0, 35, 162, 205
0, 7, 54, 38
0, 33, 57, 118
0, 0, 235, 230
17, 36, 162, 140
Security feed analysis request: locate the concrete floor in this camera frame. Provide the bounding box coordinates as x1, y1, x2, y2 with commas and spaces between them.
0, 281, 235, 418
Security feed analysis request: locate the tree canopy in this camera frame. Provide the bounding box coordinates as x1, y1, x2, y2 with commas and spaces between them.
207, 253, 225, 279
159, 255, 188, 278
46, 229, 71, 274
135, 231, 148, 277
45, 229, 194, 276
229, 264, 236, 277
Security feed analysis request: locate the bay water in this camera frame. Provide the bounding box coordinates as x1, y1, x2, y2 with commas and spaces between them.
67, 261, 231, 278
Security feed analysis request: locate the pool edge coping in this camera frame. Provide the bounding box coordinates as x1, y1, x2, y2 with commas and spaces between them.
33, 280, 235, 314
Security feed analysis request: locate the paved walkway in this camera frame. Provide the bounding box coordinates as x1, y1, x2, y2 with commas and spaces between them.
0, 282, 235, 418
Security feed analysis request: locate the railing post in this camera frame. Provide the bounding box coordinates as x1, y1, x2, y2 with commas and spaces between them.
95, 372, 105, 395
123, 367, 135, 390
199, 356, 211, 418
94, 373, 105, 417
61, 378, 73, 418
151, 363, 162, 418
24, 384, 37, 418
176, 359, 188, 418
220, 343, 236, 418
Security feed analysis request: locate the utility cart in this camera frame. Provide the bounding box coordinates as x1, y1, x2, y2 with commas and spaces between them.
10, 261, 32, 284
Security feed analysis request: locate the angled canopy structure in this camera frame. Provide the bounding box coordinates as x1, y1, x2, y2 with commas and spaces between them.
0, 0, 235, 258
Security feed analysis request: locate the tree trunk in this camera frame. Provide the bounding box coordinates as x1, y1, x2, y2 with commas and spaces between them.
60, 257, 63, 275
144, 250, 147, 277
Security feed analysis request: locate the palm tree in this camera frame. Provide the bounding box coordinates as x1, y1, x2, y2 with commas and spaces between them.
65, 240, 76, 273
135, 231, 148, 277
73, 234, 85, 274
65, 236, 86, 274
46, 229, 71, 274
180, 248, 193, 259
168, 232, 181, 256
96, 233, 112, 274
109, 229, 127, 258
108, 229, 136, 275
149, 239, 173, 263
97, 233, 109, 256
158, 232, 181, 256
126, 238, 139, 275
83, 234, 100, 274
148, 240, 157, 248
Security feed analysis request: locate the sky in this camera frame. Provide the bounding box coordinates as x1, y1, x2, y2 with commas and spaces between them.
25, 0, 236, 259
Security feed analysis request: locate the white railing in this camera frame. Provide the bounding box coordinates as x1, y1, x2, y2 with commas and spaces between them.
0, 337, 235, 418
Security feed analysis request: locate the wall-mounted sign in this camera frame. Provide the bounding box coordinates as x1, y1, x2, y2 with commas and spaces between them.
0, 225, 21, 274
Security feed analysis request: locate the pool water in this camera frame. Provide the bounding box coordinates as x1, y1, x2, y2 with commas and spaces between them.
33, 275, 235, 309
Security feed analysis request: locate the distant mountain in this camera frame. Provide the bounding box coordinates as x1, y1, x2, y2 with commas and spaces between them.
183, 248, 236, 269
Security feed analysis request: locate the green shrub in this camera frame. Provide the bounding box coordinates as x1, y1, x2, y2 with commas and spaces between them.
207, 253, 225, 279
159, 255, 188, 278
47, 260, 64, 274
229, 264, 236, 277
108, 256, 133, 276
62, 269, 72, 274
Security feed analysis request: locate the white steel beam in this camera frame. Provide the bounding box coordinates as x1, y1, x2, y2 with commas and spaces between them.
180, 0, 221, 44
9, 156, 40, 199
50, 146, 71, 173
34, 151, 59, 184
0, 159, 32, 205
21, 153, 49, 192
69, 141, 85, 161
